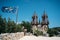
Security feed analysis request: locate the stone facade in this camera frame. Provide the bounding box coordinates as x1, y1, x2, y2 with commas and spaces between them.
31, 11, 49, 35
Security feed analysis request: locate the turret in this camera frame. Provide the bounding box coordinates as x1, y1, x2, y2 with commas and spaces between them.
31, 11, 38, 34
41, 10, 49, 25
41, 10, 49, 35
31, 11, 38, 25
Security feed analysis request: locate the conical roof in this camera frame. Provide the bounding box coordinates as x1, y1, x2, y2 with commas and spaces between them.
42, 10, 48, 18
32, 11, 38, 18
41, 10, 49, 25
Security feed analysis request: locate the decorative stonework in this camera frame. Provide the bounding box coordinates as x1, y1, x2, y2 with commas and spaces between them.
31, 11, 49, 35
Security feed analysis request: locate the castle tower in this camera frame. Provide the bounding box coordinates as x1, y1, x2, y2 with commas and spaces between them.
41, 10, 49, 34
31, 11, 38, 34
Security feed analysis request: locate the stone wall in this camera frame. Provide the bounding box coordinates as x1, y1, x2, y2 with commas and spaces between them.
0, 32, 24, 40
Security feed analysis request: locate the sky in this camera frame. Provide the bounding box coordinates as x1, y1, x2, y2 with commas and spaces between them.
0, 0, 60, 28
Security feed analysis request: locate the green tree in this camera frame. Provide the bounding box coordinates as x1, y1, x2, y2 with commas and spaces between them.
47, 28, 59, 37
16, 24, 22, 32
2, 18, 7, 33
0, 16, 3, 33
21, 21, 32, 32
47, 28, 53, 37
10, 21, 16, 33
7, 17, 17, 33
7, 17, 11, 33
0, 16, 7, 33
7, 17, 14, 33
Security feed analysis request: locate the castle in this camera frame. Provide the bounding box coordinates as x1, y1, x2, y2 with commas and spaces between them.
31, 10, 49, 35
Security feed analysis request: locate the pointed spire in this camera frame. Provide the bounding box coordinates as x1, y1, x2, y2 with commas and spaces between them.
43, 9, 46, 16
32, 11, 38, 25
41, 10, 49, 25
42, 9, 48, 18
32, 11, 38, 18
33, 11, 37, 16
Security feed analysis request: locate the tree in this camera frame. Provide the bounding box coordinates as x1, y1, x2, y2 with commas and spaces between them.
10, 21, 16, 33
2, 18, 7, 33
0, 16, 7, 33
0, 16, 3, 33
16, 24, 22, 32
47, 28, 53, 37
21, 21, 32, 32
47, 27, 59, 37
7, 17, 17, 33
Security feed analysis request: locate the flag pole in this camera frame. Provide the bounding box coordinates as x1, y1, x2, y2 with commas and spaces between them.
15, 6, 18, 32
16, 7, 18, 24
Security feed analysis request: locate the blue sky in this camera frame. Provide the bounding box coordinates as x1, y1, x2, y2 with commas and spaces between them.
0, 0, 60, 28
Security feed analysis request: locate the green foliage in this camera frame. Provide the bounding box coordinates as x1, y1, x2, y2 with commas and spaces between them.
21, 21, 32, 32
16, 24, 22, 32
0, 16, 3, 33
0, 16, 32, 33
47, 28, 53, 37
47, 27, 60, 37
0, 16, 7, 33
34, 30, 43, 36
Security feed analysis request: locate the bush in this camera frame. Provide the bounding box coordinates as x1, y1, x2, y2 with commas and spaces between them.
34, 30, 43, 36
